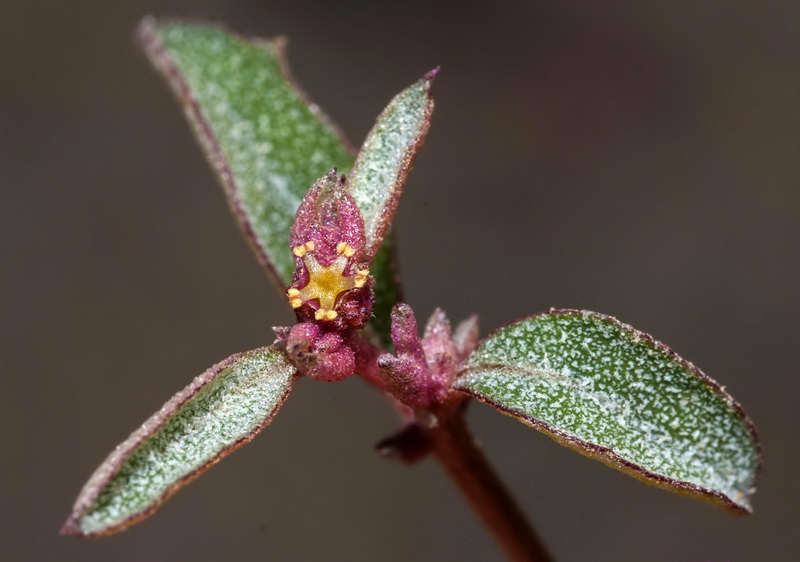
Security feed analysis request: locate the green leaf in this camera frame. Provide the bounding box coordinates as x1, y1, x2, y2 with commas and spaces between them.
61, 346, 298, 537
368, 234, 403, 348
455, 310, 760, 513
137, 18, 408, 345
348, 70, 435, 261
138, 18, 353, 287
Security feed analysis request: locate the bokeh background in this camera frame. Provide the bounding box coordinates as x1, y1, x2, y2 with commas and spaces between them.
2, 1, 798, 560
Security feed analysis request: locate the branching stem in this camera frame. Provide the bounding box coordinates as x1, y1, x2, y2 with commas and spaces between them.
357, 335, 551, 560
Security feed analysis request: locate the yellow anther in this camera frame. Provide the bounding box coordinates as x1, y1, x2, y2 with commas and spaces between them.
292, 245, 307, 258
335, 242, 356, 258
287, 287, 303, 308
304, 241, 316, 252
313, 309, 338, 321
354, 268, 369, 288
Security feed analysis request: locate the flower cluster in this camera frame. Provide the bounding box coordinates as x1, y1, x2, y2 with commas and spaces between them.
276, 168, 477, 415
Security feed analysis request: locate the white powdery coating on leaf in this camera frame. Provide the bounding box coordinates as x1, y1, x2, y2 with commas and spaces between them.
142, 21, 402, 345
159, 24, 354, 283
79, 348, 296, 534
349, 78, 430, 256
458, 311, 758, 510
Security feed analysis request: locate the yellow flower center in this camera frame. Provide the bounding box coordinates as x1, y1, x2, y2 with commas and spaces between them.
287, 242, 368, 320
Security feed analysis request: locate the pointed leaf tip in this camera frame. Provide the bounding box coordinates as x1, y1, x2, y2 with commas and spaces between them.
424, 66, 440, 81
63, 346, 298, 537
456, 310, 760, 513
348, 70, 436, 260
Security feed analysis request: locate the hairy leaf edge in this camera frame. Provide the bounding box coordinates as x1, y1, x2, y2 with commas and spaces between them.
61, 346, 298, 537
454, 308, 762, 514
136, 17, 404, 343
136, 16, 356, 289
351, 69, 436, 261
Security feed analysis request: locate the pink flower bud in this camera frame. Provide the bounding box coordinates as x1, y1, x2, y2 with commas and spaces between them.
285, 322, 355, 382
378, 304, 474, 409
286, 170, 374, 330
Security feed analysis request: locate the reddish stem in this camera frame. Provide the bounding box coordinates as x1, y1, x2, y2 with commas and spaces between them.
427, 403, 552, 562
356, 335, 551, 560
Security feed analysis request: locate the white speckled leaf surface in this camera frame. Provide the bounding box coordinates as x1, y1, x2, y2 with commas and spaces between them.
455, 310, 760, 513
139, 19, 354, 285
138, 20, 405, 344
348, 71, 434, 260
62, 346, 298, 536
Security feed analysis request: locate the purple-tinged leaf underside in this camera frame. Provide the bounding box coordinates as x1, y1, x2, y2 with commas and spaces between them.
455, 310, 760, 514
348, 70, 436, 262
62, 346, 298, 537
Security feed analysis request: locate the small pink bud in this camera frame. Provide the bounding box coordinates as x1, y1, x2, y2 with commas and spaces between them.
285, 322, 354, 382
422, 308, 457, 396
378, 304, 436, 408
379, 304, 471, 408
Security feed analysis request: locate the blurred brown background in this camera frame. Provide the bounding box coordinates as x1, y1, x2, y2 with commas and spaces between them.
2, 1, 798, 560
